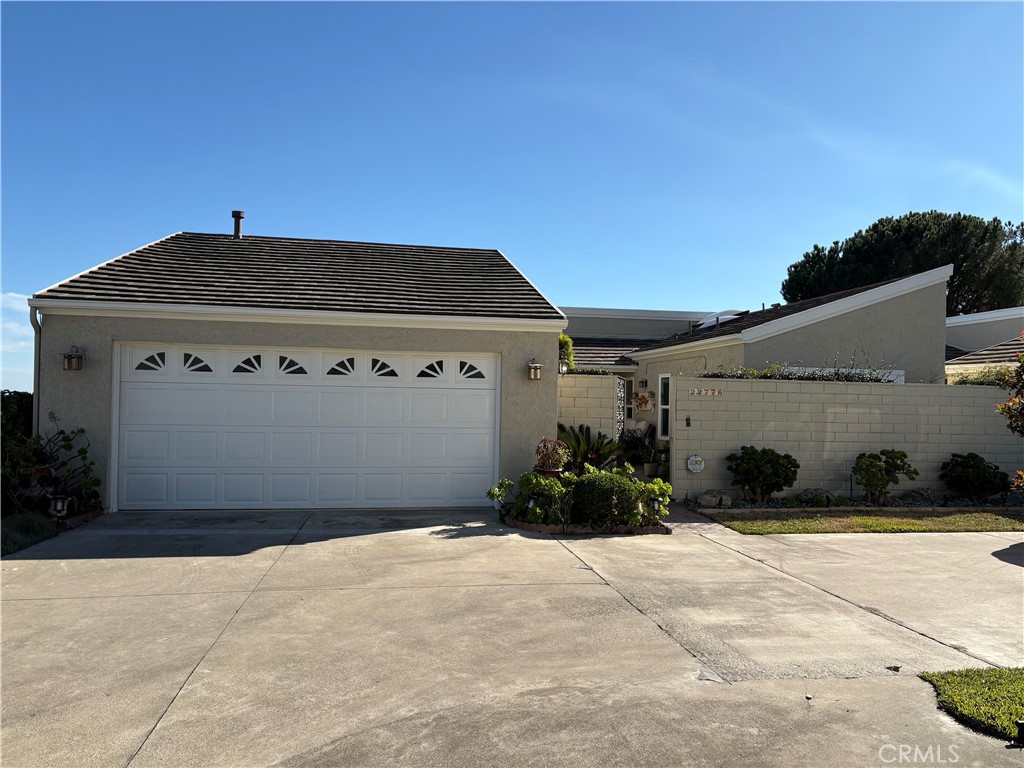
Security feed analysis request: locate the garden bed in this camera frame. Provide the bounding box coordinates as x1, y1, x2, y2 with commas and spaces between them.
700, 507, 1024, 534
57, 508, 104, 531
500, 511, 670, 536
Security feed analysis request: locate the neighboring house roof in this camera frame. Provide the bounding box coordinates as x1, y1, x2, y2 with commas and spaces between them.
572, 338, 659, 368
945, 344, 968, 362
946, 305, 1024, 328
946, 336, 1024, 367
32, 232, 564, 322
632, 265, 954, 358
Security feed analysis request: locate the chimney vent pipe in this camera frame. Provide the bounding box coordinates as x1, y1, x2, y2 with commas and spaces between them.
231, 210, 245, 239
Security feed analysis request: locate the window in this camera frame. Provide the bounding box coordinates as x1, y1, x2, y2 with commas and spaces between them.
658, 374, 670, 439
625, 379, 634, 420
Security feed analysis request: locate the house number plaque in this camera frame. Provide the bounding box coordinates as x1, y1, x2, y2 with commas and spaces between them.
687, 455, 706, 473
688, 388, 724, 396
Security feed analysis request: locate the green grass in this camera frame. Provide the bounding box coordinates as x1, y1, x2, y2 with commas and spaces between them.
701, 508, 1024, 534
1, 512, 59, 556
919, 668, 1024, 742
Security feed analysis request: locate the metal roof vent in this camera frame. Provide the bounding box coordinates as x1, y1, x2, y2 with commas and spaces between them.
231, 210, 245, 239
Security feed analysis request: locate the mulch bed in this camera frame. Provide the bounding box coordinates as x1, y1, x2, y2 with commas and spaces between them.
500, 512, 670, 536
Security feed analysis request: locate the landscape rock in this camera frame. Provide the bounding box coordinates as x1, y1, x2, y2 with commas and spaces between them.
696, 490, 732, 509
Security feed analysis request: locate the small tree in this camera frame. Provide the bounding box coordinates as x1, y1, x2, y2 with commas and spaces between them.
940, 453, 1010, 502
995, 332, 1024, 436
558, 333, 575, 371
725, 446, 800, 504
852, 450, 918, 505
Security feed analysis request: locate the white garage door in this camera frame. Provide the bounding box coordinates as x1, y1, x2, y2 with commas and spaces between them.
116, 343, 498, 509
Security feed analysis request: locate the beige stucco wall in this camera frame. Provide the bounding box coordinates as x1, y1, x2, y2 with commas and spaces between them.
36, 313, 560, 509
946, 313, 1023, 352
671, 376, 1022, 501
556, 374, 619, 436
744, 282, 948, 384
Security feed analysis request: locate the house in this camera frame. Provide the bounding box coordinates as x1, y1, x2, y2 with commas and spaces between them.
29, 215, 565, 511
946, 335, 1024, 382
945, 306, 1024, 354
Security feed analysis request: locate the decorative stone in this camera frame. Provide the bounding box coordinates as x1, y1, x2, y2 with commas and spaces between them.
696, 490, 732, 509
796, 488, 836, 505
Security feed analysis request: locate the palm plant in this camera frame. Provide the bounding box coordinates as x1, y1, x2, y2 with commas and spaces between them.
557, 423, 620, 474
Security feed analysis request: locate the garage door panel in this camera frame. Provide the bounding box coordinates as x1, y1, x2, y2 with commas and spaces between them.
224, 473, 265, 503
118, 345, 496, 509
224, 432, 266, 462
175, 431, 218, 462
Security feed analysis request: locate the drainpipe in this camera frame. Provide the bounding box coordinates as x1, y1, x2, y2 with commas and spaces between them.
29, 305, 41, 434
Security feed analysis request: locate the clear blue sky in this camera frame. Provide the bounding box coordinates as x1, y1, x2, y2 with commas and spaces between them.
3, 2, 1022, 391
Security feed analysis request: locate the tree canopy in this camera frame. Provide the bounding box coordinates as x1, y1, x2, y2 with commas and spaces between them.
780, 212, 1024, 316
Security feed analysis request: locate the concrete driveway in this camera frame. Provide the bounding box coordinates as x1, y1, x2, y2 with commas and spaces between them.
2, 508, 1021, 768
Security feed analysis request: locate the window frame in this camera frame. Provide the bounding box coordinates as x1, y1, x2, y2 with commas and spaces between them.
625, 378, 634, 421
657, 373, 671, 440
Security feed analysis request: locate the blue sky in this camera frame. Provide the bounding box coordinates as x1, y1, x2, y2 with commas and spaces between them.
2, 2, 1022, 392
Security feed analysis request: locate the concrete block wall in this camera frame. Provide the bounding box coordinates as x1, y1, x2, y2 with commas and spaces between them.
672, 377, 1022, 500
556, 374, 620, 437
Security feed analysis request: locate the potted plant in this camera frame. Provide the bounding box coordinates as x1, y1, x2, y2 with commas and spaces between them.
640, 443, 659, 478
534, 437, 569, 478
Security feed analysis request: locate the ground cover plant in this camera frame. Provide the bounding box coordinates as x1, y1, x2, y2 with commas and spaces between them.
919, 668, 1024, 742
1, 511, 59, 556
701, 508, 1024, 535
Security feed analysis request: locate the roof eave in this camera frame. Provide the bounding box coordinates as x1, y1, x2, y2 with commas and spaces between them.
29, 298, 568, 333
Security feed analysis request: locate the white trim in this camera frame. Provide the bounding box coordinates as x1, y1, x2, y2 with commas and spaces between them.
741, 264, 953, 343
493, 354, 502, 500
29, 298, 566, 333
496, 249, 568, 326
560, 306, 709, 321
108, 342, 121, 514
631, 336, 744, 361
946, 306, 1024, 327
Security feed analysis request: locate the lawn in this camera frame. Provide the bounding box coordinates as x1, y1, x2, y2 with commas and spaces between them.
701, 508, 1024, 534
919, 668, 1024, 742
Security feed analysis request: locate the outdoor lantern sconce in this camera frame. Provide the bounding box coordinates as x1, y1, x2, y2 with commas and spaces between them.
62, 346, 85, 371
638, 378, 648, 390
558, 356, 569, 376
50, 495, 69, 517
527, 359, 543, 381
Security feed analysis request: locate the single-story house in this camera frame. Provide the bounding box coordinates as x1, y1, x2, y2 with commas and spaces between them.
946, 335, 1024, 382
945, 306, 1024, 353
29, 215, 565, 511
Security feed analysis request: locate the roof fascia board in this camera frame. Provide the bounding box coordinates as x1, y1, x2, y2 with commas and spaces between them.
945, 306, 1024, 327
561, 306, 709, 321
29, 299, 567, 333
630, 336, 744, 360
496, 249, 567, 324
741, 265, 955, 344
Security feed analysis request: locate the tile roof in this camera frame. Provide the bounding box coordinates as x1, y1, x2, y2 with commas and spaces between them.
944, 344, 968, 362
635, 278, 904, 353
946, 336, 1024, 367
34, 232, 564, 321
572, 338, 655, 368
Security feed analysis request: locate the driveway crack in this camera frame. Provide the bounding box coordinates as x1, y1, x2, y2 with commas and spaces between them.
554, 537, 732, 684
123, 510, 316, 768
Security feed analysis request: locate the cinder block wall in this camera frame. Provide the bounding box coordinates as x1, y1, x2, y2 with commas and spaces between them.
556, 374, 620, 437
672, 377, 1022, 499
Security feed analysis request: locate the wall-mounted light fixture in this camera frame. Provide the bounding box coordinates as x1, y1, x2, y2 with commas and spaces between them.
638, 378, 648, 389
527, 359, 544, 381
558, 355, 569, 376
62, 346, 85, 371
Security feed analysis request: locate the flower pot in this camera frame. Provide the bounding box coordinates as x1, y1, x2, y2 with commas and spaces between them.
643, 463, 658, 477
534, 467, 562, 478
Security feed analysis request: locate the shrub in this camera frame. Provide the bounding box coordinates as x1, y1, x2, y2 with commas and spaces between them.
558, 333, 575, 370
699, 360, 896, 383
947, 367, 1012, 387
557, 423, 620, 474
725, 446, 800, 504
852, 450, 918, 505
996, 332, 1024, 437
571, 472, 639, 526
940, 453, 1010, 502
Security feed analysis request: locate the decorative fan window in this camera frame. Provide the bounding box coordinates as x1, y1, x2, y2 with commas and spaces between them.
371, 358, 399, 378
417, 360, 444, 379
135, 352, 166, 372
327, 357, 356, 376
233, 354, 262, 373
278, 355, 307, 375
183, 353, 213, 373
459, 361, 485, 380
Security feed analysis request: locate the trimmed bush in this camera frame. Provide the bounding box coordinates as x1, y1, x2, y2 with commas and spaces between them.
725, 446, 800, 504
571, 472, 639, 526
940, 453, 1010, 502
853, 450, 918, 505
